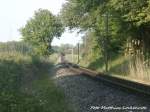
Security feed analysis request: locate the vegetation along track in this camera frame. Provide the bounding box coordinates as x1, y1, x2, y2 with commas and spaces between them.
78, 68, 150, 97
54, 63, 150, 112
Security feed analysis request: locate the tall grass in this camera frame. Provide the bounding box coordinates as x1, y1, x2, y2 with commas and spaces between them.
109, 55, 150, 83
129, 57, 150, 82
0, 42, 73, 112
0, 41, 32, 55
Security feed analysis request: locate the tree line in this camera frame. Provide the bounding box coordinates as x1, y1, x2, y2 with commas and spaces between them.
18, 1, 150, 71
60, 0, 150, 71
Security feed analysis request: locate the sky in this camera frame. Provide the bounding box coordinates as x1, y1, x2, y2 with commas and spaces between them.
0, 0, 82, 46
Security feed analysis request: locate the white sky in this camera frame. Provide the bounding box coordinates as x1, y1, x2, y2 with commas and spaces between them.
0, 0, 82, 46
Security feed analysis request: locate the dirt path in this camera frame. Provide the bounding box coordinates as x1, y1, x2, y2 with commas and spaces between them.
53, 68, 150, 112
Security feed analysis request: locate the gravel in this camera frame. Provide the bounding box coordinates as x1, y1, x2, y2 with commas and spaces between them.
53, 68, 150, 112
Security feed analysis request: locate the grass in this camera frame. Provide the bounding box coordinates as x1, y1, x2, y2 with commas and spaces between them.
84, 54, 150, 84
108, 55, 150, 83
87, 57, 105, 71
31, 77, 72, 112
0, 52, 73, 112
109, 55, 129, 76
128, 57, 150, 82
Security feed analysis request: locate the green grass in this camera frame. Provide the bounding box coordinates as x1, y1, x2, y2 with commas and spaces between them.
31, 77, 72, 112
0, 52, 73, 112
108, 55, 129, 76
84, 54, 150, 83
87, 57, 105, 71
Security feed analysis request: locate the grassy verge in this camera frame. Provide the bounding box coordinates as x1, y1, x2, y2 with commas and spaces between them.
82, 55, 150, 84
0, 52, 72, 112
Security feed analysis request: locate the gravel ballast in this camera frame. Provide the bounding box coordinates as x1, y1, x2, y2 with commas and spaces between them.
53, 68, 150, 112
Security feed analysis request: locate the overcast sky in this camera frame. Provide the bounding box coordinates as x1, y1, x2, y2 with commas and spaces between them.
0, 0, 82, 46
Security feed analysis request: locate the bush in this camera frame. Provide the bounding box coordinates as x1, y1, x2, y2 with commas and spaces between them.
0, 52, 72, 112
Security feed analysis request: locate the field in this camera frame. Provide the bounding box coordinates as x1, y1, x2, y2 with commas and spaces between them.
0, 42, 72, 112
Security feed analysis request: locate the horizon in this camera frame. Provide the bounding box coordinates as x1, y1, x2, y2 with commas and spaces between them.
0, 0, 82, 46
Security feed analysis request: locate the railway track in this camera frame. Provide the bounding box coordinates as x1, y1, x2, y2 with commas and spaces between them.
54, 63, 150, 112
56, 63, 150, 96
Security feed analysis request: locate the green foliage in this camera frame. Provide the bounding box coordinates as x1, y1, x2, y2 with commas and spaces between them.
61, 0, 150, 73
60, 0, 150, 83
0, 92, 45, 112
0, 52, 72, 112
61, 0, 150, 51
0, 53, 41, 112
20, 9, 64, 55
109, 0, 149, 26
31, 78, 72, 112
108, 0, 150, 53
79, 32, 101, 66
0, 41, 32, 55
61, 0, 128, 72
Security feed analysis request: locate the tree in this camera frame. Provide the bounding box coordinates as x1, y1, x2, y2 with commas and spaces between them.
61, 0, 150, 70
109, 0, 150, 59
20, 9, 64, 55
61, 0, 124, 71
